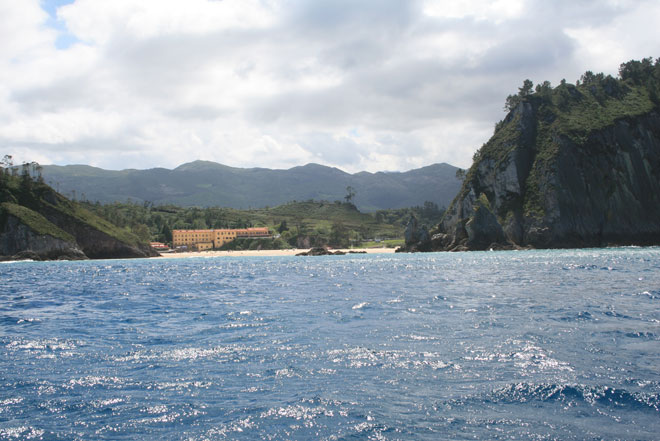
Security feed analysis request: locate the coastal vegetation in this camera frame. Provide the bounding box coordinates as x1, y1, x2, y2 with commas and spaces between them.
79, 198, 443, 249
2, 155, 445, 255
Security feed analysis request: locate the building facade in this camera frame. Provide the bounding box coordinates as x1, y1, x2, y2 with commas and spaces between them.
172, 227, 270, 250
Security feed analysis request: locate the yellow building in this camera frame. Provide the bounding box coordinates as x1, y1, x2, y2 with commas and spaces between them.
172, 227, 270, 250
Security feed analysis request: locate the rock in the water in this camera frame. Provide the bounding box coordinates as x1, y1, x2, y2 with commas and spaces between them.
296, 247, 346, 256
398, 215, 432, 252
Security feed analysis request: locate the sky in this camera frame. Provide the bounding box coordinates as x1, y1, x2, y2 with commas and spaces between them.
0, 0, 658, 173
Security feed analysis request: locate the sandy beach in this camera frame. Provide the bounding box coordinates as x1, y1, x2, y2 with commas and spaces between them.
157, 247, 397, 258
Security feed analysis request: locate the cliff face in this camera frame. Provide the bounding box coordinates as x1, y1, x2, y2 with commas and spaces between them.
0, 181, 158, 261
434, 80, 660, 250
37, 199, 158, 259
0, 214, 86, 260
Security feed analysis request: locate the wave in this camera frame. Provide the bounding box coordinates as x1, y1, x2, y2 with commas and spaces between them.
0, 426, 45, 439
558, 310, 595, 321
485, 383, 660, 412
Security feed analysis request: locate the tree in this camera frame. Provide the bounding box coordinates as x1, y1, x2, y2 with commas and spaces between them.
293, 215, 306, 235
1, 155, 13, 173
455, 168, 466, 181
192, 218, 207, 229
131, 223, 151, 242
519, 79, 534, 96
329, 221, 349, 248
504, 79, 535, 112
35, 164, 43, 183
553, 82, 572, 109
19, 162, 33, 199
535, 80, 552, 100
422, 201, 440, 217
344, 186, 356, 204
504, 94, 521, 112
277, 220, 289, 233
580, 70, 596, 85
161, 224, 172, 243
619, 57, 655, 84
0, 155, 11, 187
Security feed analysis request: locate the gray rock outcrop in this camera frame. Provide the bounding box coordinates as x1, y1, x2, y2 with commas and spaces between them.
296, 247, 346, 256
398, 215, 432, 252
0, 214, 86, 260
435, 95, 660, 250
0, 184, 158, 261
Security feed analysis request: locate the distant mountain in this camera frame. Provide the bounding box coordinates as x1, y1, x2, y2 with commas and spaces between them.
41, 161, 462, 211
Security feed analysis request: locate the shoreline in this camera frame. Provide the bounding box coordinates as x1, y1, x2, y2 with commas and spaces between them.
157, 247, 397, 258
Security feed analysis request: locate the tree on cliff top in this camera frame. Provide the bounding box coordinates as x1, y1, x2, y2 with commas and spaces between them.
344, 186, 356, 204
504, 79, 534, 112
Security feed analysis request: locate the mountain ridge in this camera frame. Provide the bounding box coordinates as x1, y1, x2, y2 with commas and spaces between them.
41, 161, 461, 211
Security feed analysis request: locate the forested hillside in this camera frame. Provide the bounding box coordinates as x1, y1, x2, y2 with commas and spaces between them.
41, 161, 461, 212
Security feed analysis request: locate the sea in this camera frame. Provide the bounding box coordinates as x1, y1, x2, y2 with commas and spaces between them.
1, 248, 659, 440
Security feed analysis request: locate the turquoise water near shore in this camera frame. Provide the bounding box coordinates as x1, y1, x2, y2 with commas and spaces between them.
1, 248, 659, 439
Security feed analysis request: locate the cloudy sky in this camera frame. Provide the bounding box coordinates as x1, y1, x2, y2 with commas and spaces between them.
1, 0, 658, 172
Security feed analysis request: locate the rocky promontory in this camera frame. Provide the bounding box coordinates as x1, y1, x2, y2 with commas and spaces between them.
0, 171, 157, 261
431, 58, 660, 251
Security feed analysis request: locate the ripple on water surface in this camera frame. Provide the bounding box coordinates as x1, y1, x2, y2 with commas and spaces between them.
1, 248, 659, 439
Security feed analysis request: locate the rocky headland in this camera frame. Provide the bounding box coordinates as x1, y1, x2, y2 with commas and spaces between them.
416, 58, 660, 251
0, 171, 157, 261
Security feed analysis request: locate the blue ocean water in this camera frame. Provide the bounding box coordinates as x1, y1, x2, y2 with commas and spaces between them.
1, 248, 659, 440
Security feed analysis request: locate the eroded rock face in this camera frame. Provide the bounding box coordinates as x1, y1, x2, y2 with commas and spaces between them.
396, 216, 431, 252
0, 187, 158, 261
543, 116, 660, 247
465, 201, 507, 250
435, 102, 660, 251
0, 215, 86, 260
52, 212, 157, 259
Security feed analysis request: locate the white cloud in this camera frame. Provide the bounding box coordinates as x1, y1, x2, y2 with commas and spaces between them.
565, 1, 660, 74
0, 2, 52, 60
58, 0, 277, 43
423, 0, 525, 22
1, 0, 658, 173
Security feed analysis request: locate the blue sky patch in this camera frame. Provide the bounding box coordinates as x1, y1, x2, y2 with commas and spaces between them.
40, 0, 79, 49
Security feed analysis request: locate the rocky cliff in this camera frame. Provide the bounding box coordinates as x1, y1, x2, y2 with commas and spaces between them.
0, 210, 86, 260
0, 177, 158, 261
432, 60, 660, 251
